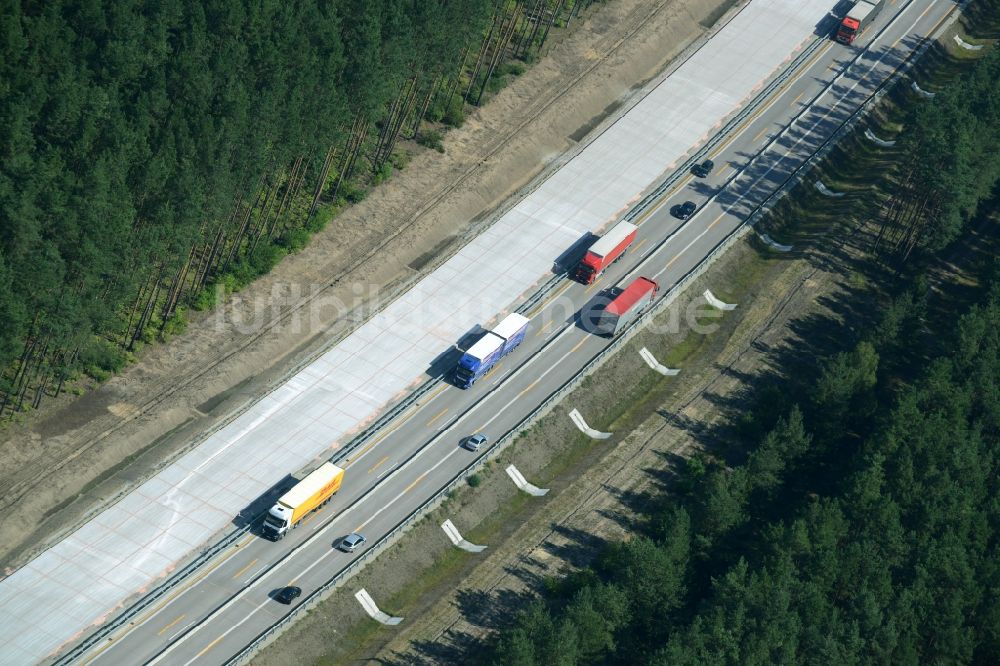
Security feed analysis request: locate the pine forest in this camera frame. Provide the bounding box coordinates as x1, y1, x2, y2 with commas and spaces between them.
0, 0, 599, 416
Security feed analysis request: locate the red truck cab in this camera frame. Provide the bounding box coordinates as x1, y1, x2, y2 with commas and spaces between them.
836, 0, 884, 44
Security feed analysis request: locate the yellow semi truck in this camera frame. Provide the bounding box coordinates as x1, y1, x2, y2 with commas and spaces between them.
261, 462, 345, 540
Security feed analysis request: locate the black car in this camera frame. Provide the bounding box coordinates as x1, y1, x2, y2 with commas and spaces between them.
275, 586, 302, 604
691, 159, 715, 178
670, 201, 697, 220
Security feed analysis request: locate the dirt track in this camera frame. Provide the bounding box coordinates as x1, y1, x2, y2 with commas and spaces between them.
0, 0, 734, 571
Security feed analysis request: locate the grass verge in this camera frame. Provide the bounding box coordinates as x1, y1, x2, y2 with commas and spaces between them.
256, 19, 997, 666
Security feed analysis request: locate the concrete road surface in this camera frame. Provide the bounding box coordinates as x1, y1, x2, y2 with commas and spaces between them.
67, 1, 959, 664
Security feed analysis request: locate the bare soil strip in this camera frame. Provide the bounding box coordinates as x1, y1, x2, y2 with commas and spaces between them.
0, 0, 732, 571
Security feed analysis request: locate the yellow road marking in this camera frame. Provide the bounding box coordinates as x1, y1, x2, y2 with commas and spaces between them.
752, 126, 770, 142
82, 531, 249, 659
232, 558, 258, 580
80, 33, 869, 666
570, 338, 587, 353
535, 320, 555, 337
928, 5, 955, 33
300, 512, 316, 526
918, 3, 932, 20
666, 211, 718, 270
584, 278, 602, 294
519, 379, 540, 397
343, 386, 439, 467
527, 280, 571, 318
80, 31, 908, 663
403, 472, 428, 494
368, 455, 390, 474
704, 39, 832, 165
425, 407, 448, 428
424, 381, 449, 402
633, 238, 647, 252
196, 635, 225, 658
157, 614, 186, 636
789, 92, 803, 107
632, 190, 678, 225
344, 434, 384, 468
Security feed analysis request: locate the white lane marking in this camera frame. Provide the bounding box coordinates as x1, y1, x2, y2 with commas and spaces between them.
121, 9, 945, 661
148, 320, 583, 664
646, 3, 933, 282
480, 339, 580, 430
242, 566, 267, 585
179, 596, 272, 666
376, 463, 399, 481
355, 448, 463, 532
492, 368, 515, 385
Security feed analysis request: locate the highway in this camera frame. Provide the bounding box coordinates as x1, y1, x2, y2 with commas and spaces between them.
73, 0, 958, 664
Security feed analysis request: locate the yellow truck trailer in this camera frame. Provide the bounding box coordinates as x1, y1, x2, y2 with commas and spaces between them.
261, 462, 345, 540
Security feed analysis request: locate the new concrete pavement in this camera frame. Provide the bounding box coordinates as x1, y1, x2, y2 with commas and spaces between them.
0, 3, 838, 662
71, 1, 960, 663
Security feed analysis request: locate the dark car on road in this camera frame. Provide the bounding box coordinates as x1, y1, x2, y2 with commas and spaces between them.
670, 201, 697, 220
691, 159, 715, 178
275, 586, 302, 604
338, 532, 367, 553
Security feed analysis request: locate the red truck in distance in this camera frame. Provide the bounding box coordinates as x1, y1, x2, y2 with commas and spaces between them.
597, 277, 659, 336
836, 0, 884, 44
573, 221, 638, 285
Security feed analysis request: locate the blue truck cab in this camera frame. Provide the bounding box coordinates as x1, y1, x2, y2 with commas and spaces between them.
454, 313, 530, 388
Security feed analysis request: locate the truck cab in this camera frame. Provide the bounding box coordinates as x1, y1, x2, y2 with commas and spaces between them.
836, 16, 862, 43
573, 257, 599, 284
262, 505, 292, 540
836, 0, 883, 44
259, 462, 344, 541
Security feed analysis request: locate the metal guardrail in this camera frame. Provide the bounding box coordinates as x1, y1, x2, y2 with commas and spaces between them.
224, 5, 953, 661
624, 37, 828, 224
62, 3, 949, 662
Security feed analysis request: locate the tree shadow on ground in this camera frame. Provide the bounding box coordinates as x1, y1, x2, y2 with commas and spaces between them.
395, 626, 491, 666
392, 586, 533, 664
540, 523, 608, 568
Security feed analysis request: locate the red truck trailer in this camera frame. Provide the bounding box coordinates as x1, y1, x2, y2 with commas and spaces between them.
836, 0, 884, 44
597, 277, 658, 336
573, 221, 638, 284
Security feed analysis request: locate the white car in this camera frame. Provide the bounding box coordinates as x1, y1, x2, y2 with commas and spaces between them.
465, 433, 488, 452
338, 532, 367, 552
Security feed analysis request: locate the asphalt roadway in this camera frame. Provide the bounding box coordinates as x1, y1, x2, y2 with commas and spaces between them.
81, 1, 957, 663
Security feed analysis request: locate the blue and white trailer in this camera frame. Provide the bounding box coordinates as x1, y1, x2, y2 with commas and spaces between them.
454, 313, 530, 388
491, 312, 530, 355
